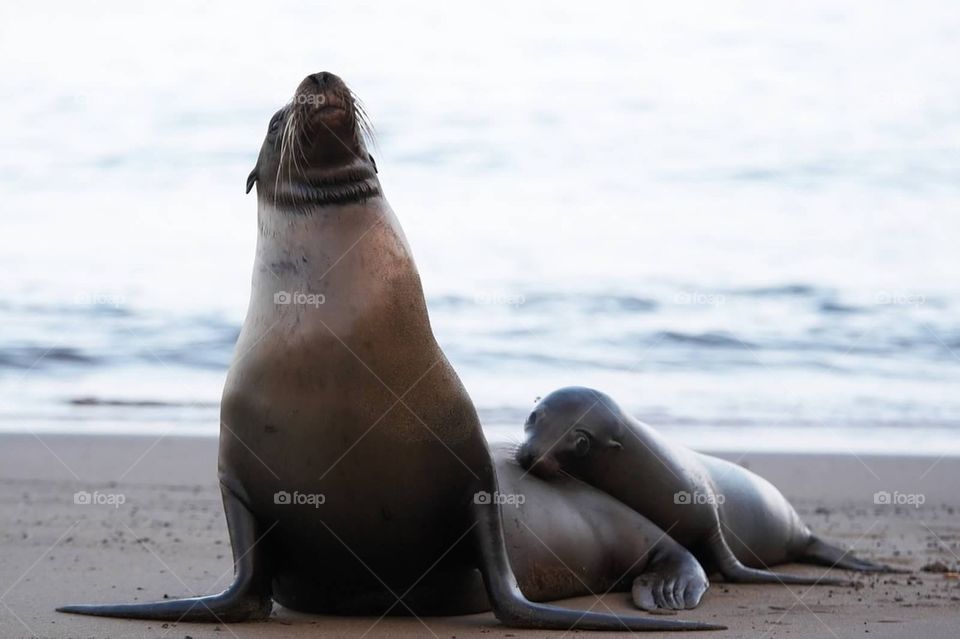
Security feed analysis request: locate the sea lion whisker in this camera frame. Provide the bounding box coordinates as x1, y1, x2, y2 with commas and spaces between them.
274, 106, 295, 206
286, 108, 308, 181
354, 103, 379, 155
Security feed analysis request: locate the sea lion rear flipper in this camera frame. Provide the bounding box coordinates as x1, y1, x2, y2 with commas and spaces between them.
469, 472, 725, 631
709, 524, 854, 587
799, 536, 909, 573
57, 482, 273, 622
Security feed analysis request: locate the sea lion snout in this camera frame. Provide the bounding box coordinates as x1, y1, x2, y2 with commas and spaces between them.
515, 442, 562, 478
516, 446, 536, 469
299, 70, 342, 91
307, 71, 335, 86
246, 71, 379, 204
294, 71, 350, 114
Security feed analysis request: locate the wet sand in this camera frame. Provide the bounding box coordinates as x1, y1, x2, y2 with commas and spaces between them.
1, 433, 958, 638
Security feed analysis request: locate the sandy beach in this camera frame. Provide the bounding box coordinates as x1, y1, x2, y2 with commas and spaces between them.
0, 433, 956, 638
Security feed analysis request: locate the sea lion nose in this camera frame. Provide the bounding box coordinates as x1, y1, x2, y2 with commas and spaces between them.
516, 446, 535, 470
309, 72, 331, 87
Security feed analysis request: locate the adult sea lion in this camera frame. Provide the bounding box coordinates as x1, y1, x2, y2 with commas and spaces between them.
57, 73, 721, 631
517, 387, 901, 585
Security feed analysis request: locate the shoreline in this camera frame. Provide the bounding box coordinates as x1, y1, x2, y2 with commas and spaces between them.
1, 433, 958, 638
5, 423, 960, 457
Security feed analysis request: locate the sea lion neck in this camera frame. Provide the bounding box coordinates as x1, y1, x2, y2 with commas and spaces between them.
255, 195, 392, 247
257, 164, 382, 211
248, 195, 411, 337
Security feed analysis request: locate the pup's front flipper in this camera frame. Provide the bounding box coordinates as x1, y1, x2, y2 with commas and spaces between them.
631, 569, 709, 612
631, 538, 710, 611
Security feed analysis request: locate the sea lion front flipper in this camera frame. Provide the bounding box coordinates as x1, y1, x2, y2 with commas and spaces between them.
799, 536, 910, 573
57, 482, 273, 622
630, 575, 661, 611
709, 524, 854, 587
632, 543, 710, 611
469, 471, 726, 631
630, 573, 708, 612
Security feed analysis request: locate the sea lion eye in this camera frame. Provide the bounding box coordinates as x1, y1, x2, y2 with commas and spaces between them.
574, 434, 591, 457
268, 112, 283, 133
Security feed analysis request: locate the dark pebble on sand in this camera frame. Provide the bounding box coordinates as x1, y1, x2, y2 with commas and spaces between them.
921, 560, 952, 573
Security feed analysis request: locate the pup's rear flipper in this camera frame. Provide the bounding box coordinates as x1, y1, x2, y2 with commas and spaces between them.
57, 482, 273, 622
709, 525, 853, 586
800, 536, 909, 573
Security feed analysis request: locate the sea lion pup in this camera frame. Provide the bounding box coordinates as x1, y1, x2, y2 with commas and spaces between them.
57, 74, 722, 631
517, 387, 903, 586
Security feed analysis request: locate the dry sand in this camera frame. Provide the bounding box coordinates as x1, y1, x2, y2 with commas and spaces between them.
0, 433, 958, 638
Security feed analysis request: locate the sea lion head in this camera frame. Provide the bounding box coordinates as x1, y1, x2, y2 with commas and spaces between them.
516, 387, 624, 479
246, 71, 380, 208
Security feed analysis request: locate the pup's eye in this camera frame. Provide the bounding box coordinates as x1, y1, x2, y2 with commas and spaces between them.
574, 434, 590, 457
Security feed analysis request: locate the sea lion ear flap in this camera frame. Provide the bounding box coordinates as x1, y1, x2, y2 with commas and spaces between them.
246, 167, 258, 194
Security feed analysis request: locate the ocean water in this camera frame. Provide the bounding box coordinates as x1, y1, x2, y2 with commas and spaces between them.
1, 1, 958, 453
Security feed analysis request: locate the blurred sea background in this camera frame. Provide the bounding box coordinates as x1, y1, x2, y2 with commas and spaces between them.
1, 1, 958, 453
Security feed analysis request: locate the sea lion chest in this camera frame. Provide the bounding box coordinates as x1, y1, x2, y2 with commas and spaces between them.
217, 201, 483, 568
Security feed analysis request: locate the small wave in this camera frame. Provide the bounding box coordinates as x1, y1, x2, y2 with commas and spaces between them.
518, 292, 657, 312
429, 292, 657, 312
585, 295, 658, 313
461, 349, 631, 372
656, 331, 756, 349
0, 346, 100, 369
818, 301, 865, 314
68, 397, 218, 408
142, 332, 239, 370
0, 300, 132, 318
730, 284, 820, 298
